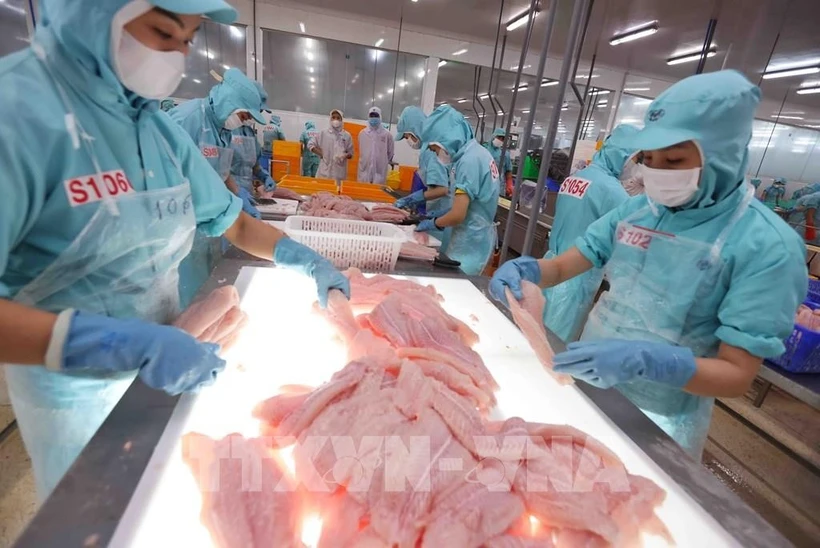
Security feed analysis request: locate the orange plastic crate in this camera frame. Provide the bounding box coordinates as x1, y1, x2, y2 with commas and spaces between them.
279, 175, 337, 195
340, 181, 392, 203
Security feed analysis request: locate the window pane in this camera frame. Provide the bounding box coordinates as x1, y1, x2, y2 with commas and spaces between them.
175, 22, 247, 100
0, 0, 30, 57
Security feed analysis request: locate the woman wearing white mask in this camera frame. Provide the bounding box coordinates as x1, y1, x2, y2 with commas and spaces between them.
0, 0, 349, 500
310, 109, 354, 183
491, 70, 807, 459
620, 151, 645, 196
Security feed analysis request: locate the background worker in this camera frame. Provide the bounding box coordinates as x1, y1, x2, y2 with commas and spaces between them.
490, 70, 807, 458
417, 105, 499, 275
260, 112, 286, 171
0, 0, 351, 500
484, 128, 513, 194
540, 124, 638, 343
311, 109, 354, 183
394, 106, 452, 247
358, 106, 394, 184
300, 121, 321, 177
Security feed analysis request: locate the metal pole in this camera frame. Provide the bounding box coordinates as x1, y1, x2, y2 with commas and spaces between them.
695, 18, 718, 74
498, 0, 539, 178
567, 53, 596, 165
487, 0, 506, 132
521, 0, 589, 257
388, 5, 405, 126
499, 0, 561, 263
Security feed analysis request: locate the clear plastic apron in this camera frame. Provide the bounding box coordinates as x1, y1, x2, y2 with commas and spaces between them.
230, 132, 259, 192
542, 249, 604, 343
199, 102, 233, 181
448, 204, 497, 276
581, 185, 753, 458
4, 48, 197, 498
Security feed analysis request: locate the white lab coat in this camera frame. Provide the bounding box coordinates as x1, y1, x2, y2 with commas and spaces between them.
357, 126, 394, 184
310, 127, 354, 181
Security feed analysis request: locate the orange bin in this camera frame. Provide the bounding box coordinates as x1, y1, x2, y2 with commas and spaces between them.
271, 140, 302, 181
398, 165, 416, 192
279, 175, 337, 195
344, 122, 366, 181
340, 181, 393, 203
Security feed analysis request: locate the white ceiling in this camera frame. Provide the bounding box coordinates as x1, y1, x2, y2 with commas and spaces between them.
260, 0, 820, 126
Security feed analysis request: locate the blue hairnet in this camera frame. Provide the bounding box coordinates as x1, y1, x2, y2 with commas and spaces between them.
209, 68, 265, 126
421, 104, 474, 159
396, 106, 426, 141
774, 177, 787, 185
305, 121, 316, 130
623, 70, 760, 210
492, 128, 506, 139
39, 0, 237, 97
590, 124, 640, 177
271, 115, 282, 126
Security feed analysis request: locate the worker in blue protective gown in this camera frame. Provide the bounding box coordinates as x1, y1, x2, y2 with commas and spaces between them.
484, 127, 513, 192
490, 70, 807, 458
393, 106, 452, 249
0, 0, 350, 501
231, 119, 276, 197
792, 182, 820, 201
417, 105, 500, 275
787, 191, 820, 244
260, 113, 286, 170
761, 177, 787, 205
300, 121, 321, 177
541, 124, 638, 343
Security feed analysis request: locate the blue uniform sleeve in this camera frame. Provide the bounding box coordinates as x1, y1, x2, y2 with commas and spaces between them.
575, 206, 621, 267
163, 115, 242, 237
423, 152, 449, 188
715, 230, 807, 358
454, 155, 482, 199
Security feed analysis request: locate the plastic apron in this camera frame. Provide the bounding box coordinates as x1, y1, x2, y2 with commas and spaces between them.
230, 132, 259, 193
580, 185, 754, 459
447, 193, 497, 276
5, 120, 196, 499
542, 250, 604, 343
426, 164, 455, 253
301, 130, 320, 177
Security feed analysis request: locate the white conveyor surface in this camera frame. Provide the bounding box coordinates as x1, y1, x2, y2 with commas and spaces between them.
110, 267, 737, 548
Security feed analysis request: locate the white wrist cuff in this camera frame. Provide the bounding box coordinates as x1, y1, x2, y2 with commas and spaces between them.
45, 309, 76, 371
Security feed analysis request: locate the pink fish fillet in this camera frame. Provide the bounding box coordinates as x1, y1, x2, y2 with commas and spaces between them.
505, 284, 573, 385
174, 286, 240, 339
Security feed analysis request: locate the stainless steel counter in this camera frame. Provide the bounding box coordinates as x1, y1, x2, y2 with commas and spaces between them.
13, 256, 791, 548
496, 197, 554, 258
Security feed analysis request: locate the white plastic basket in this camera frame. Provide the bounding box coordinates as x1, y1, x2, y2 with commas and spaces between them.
284, 215, 405, 271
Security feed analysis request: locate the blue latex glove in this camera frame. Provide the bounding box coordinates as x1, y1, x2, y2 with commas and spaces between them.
426, 208, 449, 219
395, 190, 425, 209
489, 256, 542, 307
264, 175, 276, 192
415, 218, 438, 233
553, 339, 697, 390
239, 187, 261, 219
273, 238, 351, 308
63, 311, 226, 395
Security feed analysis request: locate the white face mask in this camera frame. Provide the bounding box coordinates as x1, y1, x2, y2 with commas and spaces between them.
331, 119, 342, 129
112, 29, 185, 100
492, 138, 503, 149
619, 160, 645, 196
407, 135, 421, 150
641, 164, 701, 207
223, 111, 245, 131
436, 149, 452, 166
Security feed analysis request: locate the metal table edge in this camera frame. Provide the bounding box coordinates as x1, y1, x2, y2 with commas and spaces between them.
13, 259, 790, 548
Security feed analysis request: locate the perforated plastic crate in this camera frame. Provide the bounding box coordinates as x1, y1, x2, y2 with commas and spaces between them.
284, 215, 404, 271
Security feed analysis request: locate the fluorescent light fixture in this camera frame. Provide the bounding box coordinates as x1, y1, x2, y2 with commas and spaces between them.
497, 111, 504, 115
222, 64, 231, 70
438, 60, 448, 67
193, 79, 202, 84
457, 99, 468, 103
624, 87, 650, 92
375, 38, 385, 47
771, 114, 804, 120
306, 52, 314, 61
576, 74, 599, 79
378, 94, 384, 99
589, 89, 611, 95
479, 94, 489, 99
763, 65, 820, 79
633, 98, 652, 105
561, 106, 569, 111
806, 125, 820, 129
308, 67, 314, 73
399, 80, 408, 87
609, 21, 659, 45
521, 109, 530, 113
299, 22, 306, 33
510, 64, 532, 71
417, 69, 426, 78
387, 88, 394, 93
453, 49, 468, 56
512, 84, 529, 91
309, 77, 315, 83
797, 86, 820, 95
478, 113, 486, 118
507, 9, 538, 32
667, 47, 717, 65
597, 101, 608, 106
541, 80, 559, 87
199, 49, 215, 59
229, 26, 243, 39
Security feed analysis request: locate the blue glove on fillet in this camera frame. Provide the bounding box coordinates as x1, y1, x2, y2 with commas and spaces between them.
489, 256, 542, 307
395, 190, 425, 209
264, 175, 277, 192
63, 311, 226, 395
553, 339, 697, 389
238, 187, 261, 219
415, 218, 438, 233
273, 238, 351, 308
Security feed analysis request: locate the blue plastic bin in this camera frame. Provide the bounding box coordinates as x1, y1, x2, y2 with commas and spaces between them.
808, 278, 820, 303
768, 300, 820, 374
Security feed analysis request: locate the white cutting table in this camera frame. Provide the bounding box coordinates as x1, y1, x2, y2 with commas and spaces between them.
110, 267, 737, 548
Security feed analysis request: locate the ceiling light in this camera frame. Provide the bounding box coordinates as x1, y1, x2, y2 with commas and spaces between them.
417, 69, 426, 78
589, 89, 610, 95
667, 47, 717, 65
453, 49, 468, 56
561, 106, 568, 111
771, 115, 804, 120
438, 60, 448, 67
378, 94, 384, 99
541, 80, 558, 87
310, 77, 315, 83
797, 86, 820, 95
763, 65, 820, 79
193, 79, 202, 84
229, 26, 243, 39
576, 74, 599, 79
458, 99, 468, 103
308, 67, 314, 73
597, 101, 608, 106
624, 87, 650, 92
805, 125, 820, 129
609, 21, 659, 46
387, 88, 394, 93
512, 84, 529, 91
299, 22, 306, 33
199, 49, 214, 59
479, 94, 489, 99
521, 109, 530, 113
478, 113, 486, 118
306, 52, 314, 61
507, 9, 538, 32
222, 64, 230, 70
633, 98, 652, 105
305, 39, 313, 49
399, 80, 407, 87
412, 0, 418, 3
375, 38, 385, 47
510, 64, 532, 71
497, 111, 504, 115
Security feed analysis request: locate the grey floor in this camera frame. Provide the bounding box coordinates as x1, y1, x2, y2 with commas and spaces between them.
0, 384, 818, 547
